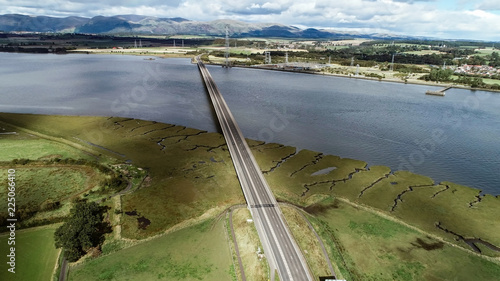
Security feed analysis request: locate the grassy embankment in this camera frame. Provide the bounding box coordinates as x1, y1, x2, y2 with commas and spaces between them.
230, 208, 269, 281
1, 112, 499, 280
280, 205, 335, 280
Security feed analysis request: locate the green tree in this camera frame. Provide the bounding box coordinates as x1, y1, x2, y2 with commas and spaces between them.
470, 77, 485, 88
489, 52, 500, 67
54, 201, 110, 262
421, 68, 454, 82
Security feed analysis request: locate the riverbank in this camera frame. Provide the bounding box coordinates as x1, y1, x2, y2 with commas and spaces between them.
66, 48, 500, 93
69, 47, 195, 58
219, 63, 500, 94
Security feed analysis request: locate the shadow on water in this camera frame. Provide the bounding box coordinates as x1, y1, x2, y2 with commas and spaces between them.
197, 65, 223, 135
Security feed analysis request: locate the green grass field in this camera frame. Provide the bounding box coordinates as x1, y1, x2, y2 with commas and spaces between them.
0, 165, 108, 227
0, 138, 93, 161
474, 48, 497, 57
403, 50, 446, 55
451, 75, 500, 86
2, 112, 499, 280
311, 199, 500, 280
0, 166, 98, 206
68, 218, 234, 281
0, 225, 60, 281
0, 121, 94, 161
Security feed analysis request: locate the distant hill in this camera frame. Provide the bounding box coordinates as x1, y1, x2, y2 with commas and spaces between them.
0, 14, 418, 40
0, 14, 88, 33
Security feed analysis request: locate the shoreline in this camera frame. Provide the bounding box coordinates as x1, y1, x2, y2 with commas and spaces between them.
5, 49, 500, 93
1, 112, 498, 198
218, 63, 500, 94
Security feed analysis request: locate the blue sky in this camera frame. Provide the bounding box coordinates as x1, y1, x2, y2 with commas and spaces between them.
0, 0, 499, 41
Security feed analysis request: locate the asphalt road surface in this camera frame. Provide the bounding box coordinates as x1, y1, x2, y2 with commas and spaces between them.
196, 57, 313, 281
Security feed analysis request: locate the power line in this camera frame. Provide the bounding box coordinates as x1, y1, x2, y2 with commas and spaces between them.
224, 25, 230, 68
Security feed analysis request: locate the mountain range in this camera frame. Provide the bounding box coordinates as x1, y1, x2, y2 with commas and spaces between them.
0, 14, 416, 40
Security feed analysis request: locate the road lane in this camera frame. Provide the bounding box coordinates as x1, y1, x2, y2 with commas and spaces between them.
196, 57, 313, 281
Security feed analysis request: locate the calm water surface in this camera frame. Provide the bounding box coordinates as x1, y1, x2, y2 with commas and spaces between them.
1, 53, 499, 194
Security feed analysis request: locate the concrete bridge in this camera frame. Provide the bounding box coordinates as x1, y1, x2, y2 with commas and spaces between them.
196, 56, 314, 281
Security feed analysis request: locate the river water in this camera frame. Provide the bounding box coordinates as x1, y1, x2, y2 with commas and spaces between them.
1, 53, 499, 194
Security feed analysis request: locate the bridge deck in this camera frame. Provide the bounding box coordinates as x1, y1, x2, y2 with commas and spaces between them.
196, 56, 313, 281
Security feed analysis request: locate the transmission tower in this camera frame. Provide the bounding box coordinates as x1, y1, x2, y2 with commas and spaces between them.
224, 25, 230, 68
134, 40, 137, 48
265, 51, 271, 64
390, 53, 395, 71
285, 50, 289, 65
139, 39, 142, 48
351, 57, 354, 67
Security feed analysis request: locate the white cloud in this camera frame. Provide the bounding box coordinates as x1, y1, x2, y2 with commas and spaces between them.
0, 0, 498, 40
477, 0, 500, 11
261, 2, 281, 10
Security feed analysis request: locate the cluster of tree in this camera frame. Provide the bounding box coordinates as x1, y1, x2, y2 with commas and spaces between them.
419, 69, 500, 90
315, 46, 453, 65
488, 52, 500, 67
454, 75, 487, 88
97, 174, 126, 194
447, 48, 476, 58
364, 72, 385, 80
54, 201, 111, 262
9, 157, 113, 174
0, 198, 62, 228
337, 59, 377, 67
462, 56, 487, 66
392, 63, 429, 73
420, 68, 454, 82
0, 46, 72, 53
362, 39, 497, 49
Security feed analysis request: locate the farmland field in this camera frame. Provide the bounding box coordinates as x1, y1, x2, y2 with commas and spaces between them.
68, 218, 234, 281
0, 225, 60, 281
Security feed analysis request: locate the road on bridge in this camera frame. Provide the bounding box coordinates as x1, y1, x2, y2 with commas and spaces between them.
196, 56, 313, 281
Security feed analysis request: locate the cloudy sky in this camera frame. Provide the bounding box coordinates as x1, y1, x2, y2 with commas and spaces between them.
1, 0, 499, 41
